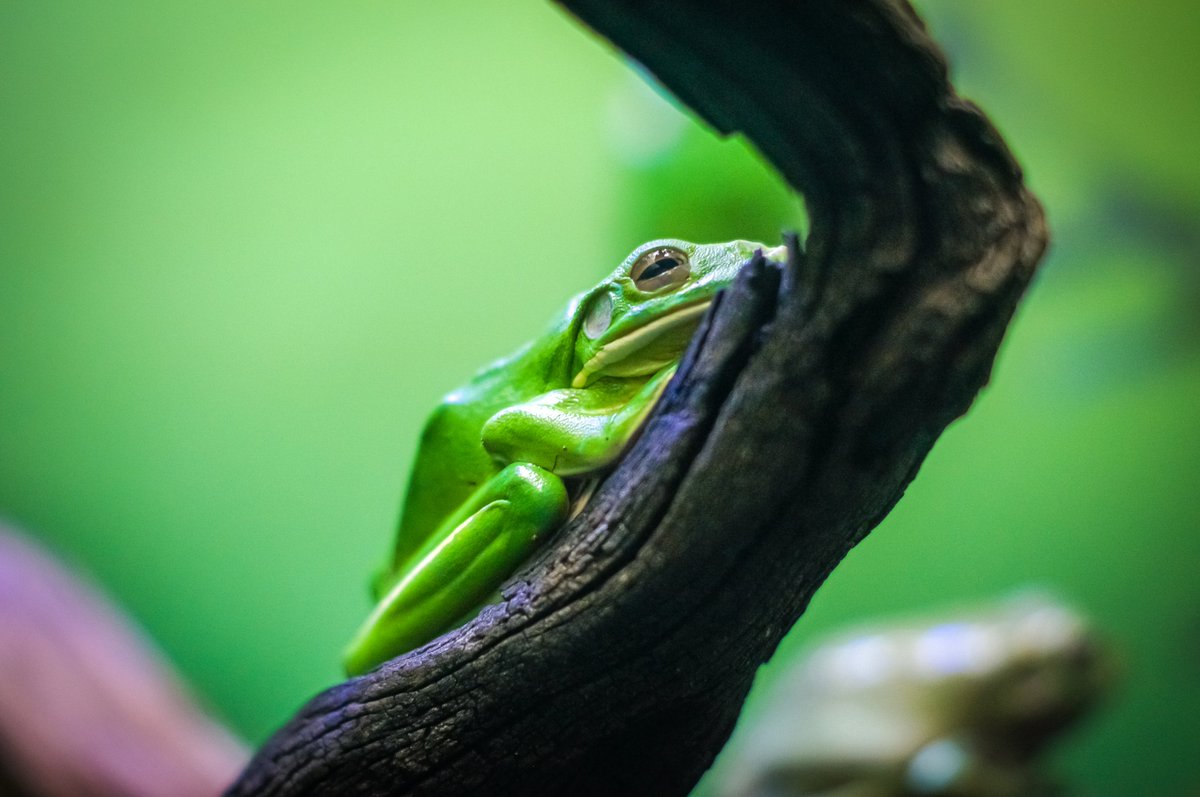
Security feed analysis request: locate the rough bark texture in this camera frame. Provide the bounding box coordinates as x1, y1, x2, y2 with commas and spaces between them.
229, 1, 1047, 795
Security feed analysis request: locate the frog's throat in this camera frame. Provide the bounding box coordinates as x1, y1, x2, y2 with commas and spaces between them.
571, 300, 711, 388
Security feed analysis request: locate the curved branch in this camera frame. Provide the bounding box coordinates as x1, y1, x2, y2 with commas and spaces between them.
228, 1, 1047, 795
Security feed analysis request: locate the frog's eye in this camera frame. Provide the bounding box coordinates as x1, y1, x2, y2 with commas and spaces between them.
630, 246, 690, 292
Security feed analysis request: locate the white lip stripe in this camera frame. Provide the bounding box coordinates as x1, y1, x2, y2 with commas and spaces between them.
571, 300, 711, 388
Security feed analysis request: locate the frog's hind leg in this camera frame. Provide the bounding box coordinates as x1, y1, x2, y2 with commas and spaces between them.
342, 463, 568, 675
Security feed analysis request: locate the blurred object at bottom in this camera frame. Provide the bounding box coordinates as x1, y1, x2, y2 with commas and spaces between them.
717, 592, 1114, 797
0, 523, 247, 797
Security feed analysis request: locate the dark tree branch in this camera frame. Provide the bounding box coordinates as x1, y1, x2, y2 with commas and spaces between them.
228, 1, 1047, 795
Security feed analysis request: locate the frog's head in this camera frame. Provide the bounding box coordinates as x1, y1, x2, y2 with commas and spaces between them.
570, 239, 784, 388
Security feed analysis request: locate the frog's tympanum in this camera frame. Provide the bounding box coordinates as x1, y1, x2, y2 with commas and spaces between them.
343, 239, 782, 675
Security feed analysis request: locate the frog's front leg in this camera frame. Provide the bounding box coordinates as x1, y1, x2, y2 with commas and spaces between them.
342, 462, 567, 675
481, 366, 676, 475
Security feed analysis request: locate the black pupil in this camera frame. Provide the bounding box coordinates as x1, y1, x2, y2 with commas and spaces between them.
640, 256, 679, 282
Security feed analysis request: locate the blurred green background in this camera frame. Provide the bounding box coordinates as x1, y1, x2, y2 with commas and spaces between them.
1, 2, 1196, 794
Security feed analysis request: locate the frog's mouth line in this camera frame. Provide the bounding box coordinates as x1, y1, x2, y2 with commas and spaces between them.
571, 299, 712, 388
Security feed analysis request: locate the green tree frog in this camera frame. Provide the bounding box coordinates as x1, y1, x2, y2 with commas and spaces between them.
343, 239, 783, 675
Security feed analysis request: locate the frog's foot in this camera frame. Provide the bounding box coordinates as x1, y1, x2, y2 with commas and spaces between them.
342, 463, 567, 676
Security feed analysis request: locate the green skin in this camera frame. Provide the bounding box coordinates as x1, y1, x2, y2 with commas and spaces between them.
343, 239, 782, 675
